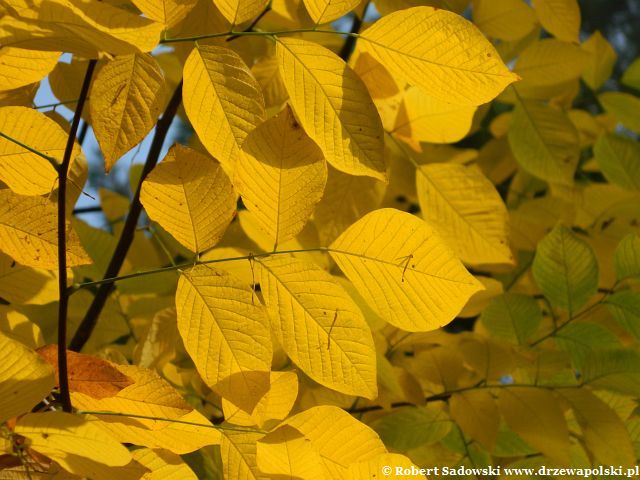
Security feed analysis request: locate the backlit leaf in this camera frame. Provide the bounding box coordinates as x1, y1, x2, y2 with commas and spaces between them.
131, 0, 198, 28
594, 133, 640, 191
416, 163, 513, 266
141, 145, 236, 253
582, 349, 640, 396
0, 47, 59, 91
531, 0, 580, 43
90, 53, 165, 172
183, 45, 265, 170
606, 290, 640, 340
581, 31, 617, 90
214, 0, 269, 24
532, 224, 598, 314
472, 0, 538, 41
0, 332, 54, 422
479, 293, 542, 344
614, 234, 640, 281
132, 448, 198, 480
175, 265, 272, 411
330, 208, 483, 331
234, 106, 327, 248
258, 256, 377, 399
360, 6, 519, 106
276, 37, 386, 180
302, 0, 360, 24
598, 92, 640, 133
0, 190, 90, 269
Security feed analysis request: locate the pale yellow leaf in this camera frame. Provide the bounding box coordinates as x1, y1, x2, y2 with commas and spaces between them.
251, 56, 287, 110
258, 256, 377, 399
416, 163, 513, 265
221, 430, 266, 480
303, 0, 360, 24
360, 6, 519, 106
0, 306, 43, 349
498, 387, 570, 465
532, 0, 580, 43
90, 53, 165, 172
351, 50, 400, 100
132, 0, 198, 28
393, 86, 476, 144
132, 448, 198, 480
175, 265, 272, 411
276, 37, 386, 181
1, 0, 163, 57
508, 97, 580, 185
472, 0, 538, 41
15, 412, 131, 468
141, 144, 236, 253
0, 47, 59, 91
0, 106, 81, 196
514, 39, 589, 88
598, 92, 640, 134
214, 0, 269, 24
0, 251, 58, 305
0, 191, 90, 269
183, 45, 265, 170
71, 364, 222, 453
0, 332, 54, 422
234, 106, 327, 248
581, 31, 617, 91
329, 208, 483, 331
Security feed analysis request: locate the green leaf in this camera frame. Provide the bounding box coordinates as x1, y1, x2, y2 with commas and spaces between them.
594, 133, 640, 191
555, 322, 619, 368
479, 293, 542, 344
606, 290, 640, 339
582, 349, 640, 396
371, 406, 452, 452
532, 225, 598, 314
614, 234, 640, 281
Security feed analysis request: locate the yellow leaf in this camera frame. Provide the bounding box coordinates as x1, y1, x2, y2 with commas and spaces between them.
234, 106, 327, 249
594, 133, 640, 192
132, 448, 198, 480
351, 50, 401, 100
449, 390, 499, 451
416, 163, 513, 265
498, 387, 570, 465
175, 265, 272, 411
223, 371, 299, 429
347, 453, 421, 479
598, 92, 640, 134
221, 430, 266, 480
251, 55, 287, 110
90, 53, 166, 172
0, 332, 54, 422
71, 364, 222, 453
360, 6, 519, 106
581, 31, 617, 91
557, 388, 635, 467
392, 87, 476, 144
508, 97, 580, 185
276, 37, 386, 181
0, 306, 44, 349
472, 0, 538, 41
0, 251, 58, 305
269, 405, 386, 478
0, 47, 59, 91
514, 39, 589, 89
183, 45, 265, 170
622, 57, 640, 90
256, 424, 326, 479
329, 208, 483, 331
0, 106, 82, 196
131, 0, 198, 28
258, 256, 377, 399
133, 307, 179, 370
0, 191, 90, 269
302, 0, 360, 24
214, 0, 269, 24
1, 0, 163, 57
15, 412, 131, 468
314, 165, 386, 245
141, 145, 236, 253
532, 0, 580, 43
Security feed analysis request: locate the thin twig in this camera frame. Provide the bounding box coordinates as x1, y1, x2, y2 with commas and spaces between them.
226, 0, 272, 42
69, 81, 183, 352
57, 59, 97, 412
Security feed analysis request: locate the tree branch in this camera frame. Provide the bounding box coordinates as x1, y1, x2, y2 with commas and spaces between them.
69, 81, 183, 352
58, 59, 97, 412
338, 1, 370, 61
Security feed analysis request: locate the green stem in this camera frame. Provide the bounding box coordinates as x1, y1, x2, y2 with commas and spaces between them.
0, 131, 60, 172
161, 28, 357, 44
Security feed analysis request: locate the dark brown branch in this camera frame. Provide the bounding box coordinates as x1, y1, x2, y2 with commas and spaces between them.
69, 81, 183, 352
338, 1, 370, 61
58, 59, 97, 412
